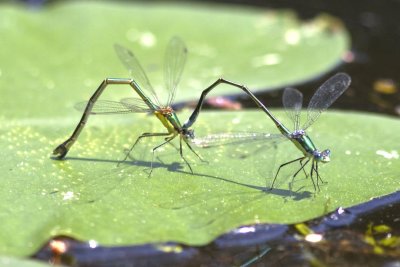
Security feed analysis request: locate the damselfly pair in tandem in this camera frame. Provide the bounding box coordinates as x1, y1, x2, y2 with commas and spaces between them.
53, 37, 351, 191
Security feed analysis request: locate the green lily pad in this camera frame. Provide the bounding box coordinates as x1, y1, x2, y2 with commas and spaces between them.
0, 1, 349, 119
0, 256, 54, 267
1, 109, 399, 257
0, 0, 376, 260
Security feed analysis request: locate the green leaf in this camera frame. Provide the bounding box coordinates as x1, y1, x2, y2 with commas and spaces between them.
0, 256, 54, 267
0, 0, 374, 260
0, 1, 349, 119
1, 110, 399, 257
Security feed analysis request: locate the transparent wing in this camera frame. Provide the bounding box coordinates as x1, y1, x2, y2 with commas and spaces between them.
303, 73, 351, 130
74, 99, 153, 115
114, 44, 162, 107
191, 132, 286, 148
120, 97, 155, 111
282, 87, 303, 131
164, 36, 187, 106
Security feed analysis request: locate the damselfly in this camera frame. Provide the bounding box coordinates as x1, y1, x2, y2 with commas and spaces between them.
191, 73, 351, 191
53, 37, 251, 174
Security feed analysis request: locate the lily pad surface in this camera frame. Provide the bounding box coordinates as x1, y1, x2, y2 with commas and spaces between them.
1, 109, 399, 257
0, 0, 378, 260
0, 256, 54, 267
0, 1, 349, 120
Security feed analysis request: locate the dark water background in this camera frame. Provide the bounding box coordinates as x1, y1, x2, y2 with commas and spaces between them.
207, 0, 400, 117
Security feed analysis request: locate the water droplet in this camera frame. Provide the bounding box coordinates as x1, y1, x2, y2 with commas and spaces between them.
139, 32, 156, 47
62, 191, 75, 201
88, 240, 98, 248
376, 150, 399, 159
285, 29, 301, 45
236, 226, 256, 234
305, 233, 323, 243
337, 207, 346, 214
251, 53, 282, 67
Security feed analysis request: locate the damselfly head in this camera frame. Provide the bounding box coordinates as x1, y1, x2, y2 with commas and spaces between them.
313, 149, 330, 163
182, 129, 195, 140
320, 149, 331, 163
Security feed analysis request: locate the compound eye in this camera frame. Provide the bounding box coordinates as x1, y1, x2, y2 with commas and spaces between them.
185, 129, 194, 139
321, 149, 331, 162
